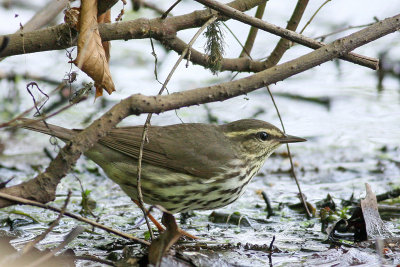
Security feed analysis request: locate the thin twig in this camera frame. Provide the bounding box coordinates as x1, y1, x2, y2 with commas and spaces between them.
299, 0, 331, 34
16, 0, 69, 33
0, 82, 65, 129
265, 85, 311, 218
261, 191, 274, 218
143, 2, 167, 16
26, 82, 49, 117
74, 255, 115, 266
239, 1, 266, 58
222, 21, 251, 59
135, 16, 218, 240
314, 22, 375, 41
264, 0, 309, 66
0, 192, 150, 246
161, 0, 181, 19
268, 235, 275, 267
149, 37, 184, 122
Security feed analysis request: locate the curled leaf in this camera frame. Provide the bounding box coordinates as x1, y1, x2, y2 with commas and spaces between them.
73, 0, 115, 98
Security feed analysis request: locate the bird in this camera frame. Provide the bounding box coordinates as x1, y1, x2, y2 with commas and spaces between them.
20, 118, 305, 214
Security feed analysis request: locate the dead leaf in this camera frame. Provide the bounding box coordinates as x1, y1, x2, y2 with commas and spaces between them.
97, 9, 111, 62
148, 212, 183, 266
73, 0, 115, 98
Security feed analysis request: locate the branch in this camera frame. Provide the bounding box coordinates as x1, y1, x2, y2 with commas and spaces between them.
194, 0, 379, 69
0, 0, 264, 58
17, 0, 69, 33
239, 0, 266, 58
1, 13, 398, 209
265, 0, 309, 66
162, 35, 266, 72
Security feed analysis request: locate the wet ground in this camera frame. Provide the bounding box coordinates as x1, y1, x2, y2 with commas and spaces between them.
0, 0, 400, 266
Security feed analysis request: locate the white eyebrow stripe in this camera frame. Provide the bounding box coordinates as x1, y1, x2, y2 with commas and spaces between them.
224, 128, 282, 138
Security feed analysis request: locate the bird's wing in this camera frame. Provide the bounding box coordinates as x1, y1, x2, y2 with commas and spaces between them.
98, 124, 235, 178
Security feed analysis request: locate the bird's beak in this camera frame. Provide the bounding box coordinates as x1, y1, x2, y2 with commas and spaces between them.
279, 134, 307, 144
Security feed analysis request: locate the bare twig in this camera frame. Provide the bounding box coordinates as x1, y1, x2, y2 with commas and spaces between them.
26, 82, 49, 117
268, 235, 275, 266
299, 0, 331, 34
0, 192, 150, 246
17, 0, 69, 33
0, 82, 64, 129
265, 85, 311, 218
239, 1, 266, 58
265, 0, 309, 67
261, 191, 274, 218
74, 255, 115, 266
161, 0, 181, 19
222, 21, 249, 59
314, 22, 375, 41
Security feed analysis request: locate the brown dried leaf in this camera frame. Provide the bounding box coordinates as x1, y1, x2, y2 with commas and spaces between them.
97, 9, 111, 62
148, 212, 183, 265
73, 0, 115, 98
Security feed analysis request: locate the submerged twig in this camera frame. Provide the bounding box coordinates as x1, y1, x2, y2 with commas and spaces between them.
261, 191, 274, 218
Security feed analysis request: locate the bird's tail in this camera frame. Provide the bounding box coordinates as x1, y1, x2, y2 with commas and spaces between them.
18, 118, 75, 141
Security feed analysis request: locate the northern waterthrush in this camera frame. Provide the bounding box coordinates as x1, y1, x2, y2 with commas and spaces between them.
21, 119, 305, 213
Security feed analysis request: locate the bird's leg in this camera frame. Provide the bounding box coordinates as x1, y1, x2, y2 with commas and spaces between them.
132, 199, 165, 232
161, 212, 199, 240
132, 199, 198, 239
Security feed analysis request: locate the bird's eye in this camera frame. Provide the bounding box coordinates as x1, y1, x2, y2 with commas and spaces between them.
257, 131, 269, 141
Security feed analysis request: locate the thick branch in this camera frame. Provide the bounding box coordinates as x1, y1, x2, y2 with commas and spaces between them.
0, 13, 399, 208
194, 0, 379, 69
